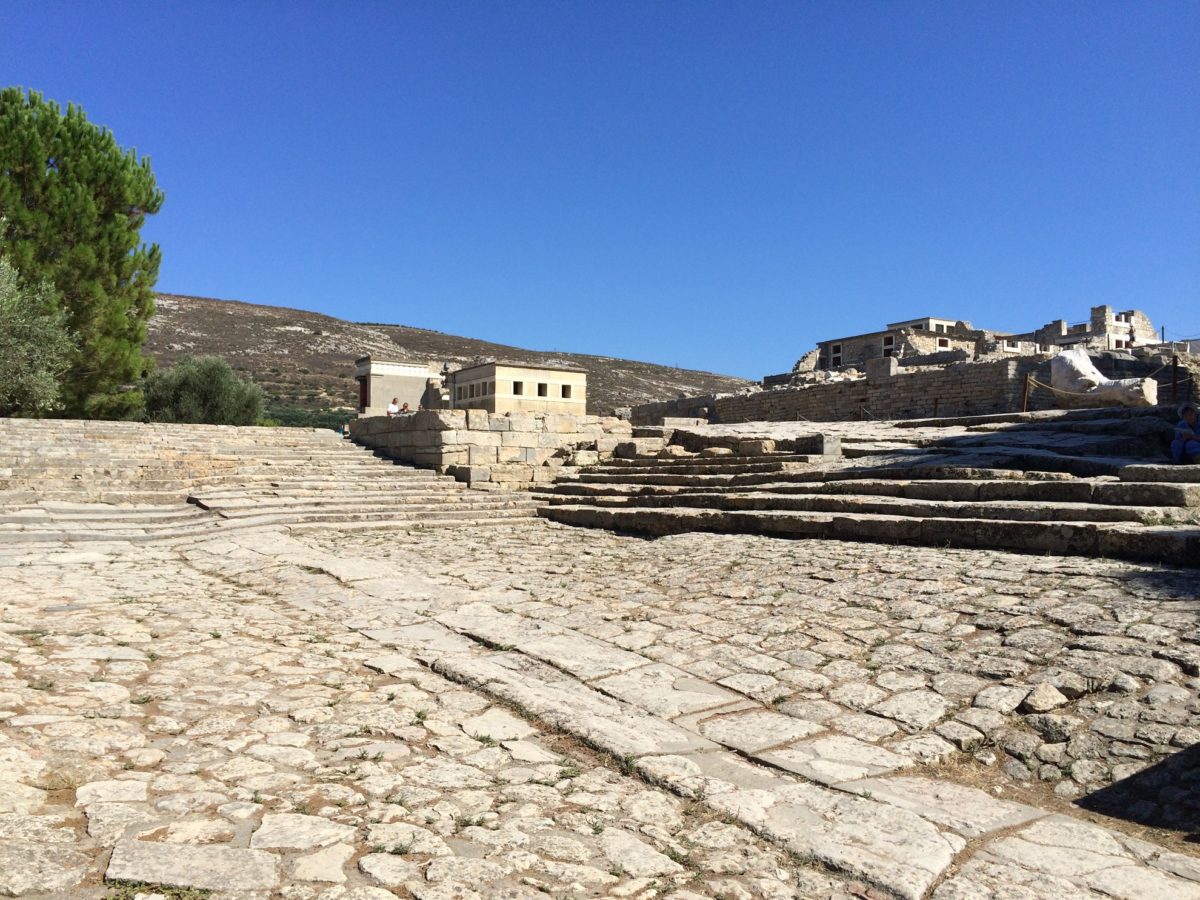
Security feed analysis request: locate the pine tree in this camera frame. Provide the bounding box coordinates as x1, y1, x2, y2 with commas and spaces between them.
0, 87, 164, 417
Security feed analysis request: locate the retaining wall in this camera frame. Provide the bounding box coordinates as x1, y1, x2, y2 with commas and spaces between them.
710, 357, 1047, 423
350, 409, 632, 489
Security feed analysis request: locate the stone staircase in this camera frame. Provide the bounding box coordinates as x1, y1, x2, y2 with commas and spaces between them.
0, 419, 536, 542
537, 408, 1200, 566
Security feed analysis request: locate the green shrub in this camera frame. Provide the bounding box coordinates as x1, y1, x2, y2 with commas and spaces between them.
0, 257, 76, 417
143, 356, 263, 425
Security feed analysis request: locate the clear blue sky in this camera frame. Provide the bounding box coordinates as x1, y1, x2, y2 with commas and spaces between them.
6, 1, 1198, 379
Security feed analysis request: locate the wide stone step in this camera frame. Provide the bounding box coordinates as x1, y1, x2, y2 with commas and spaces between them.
543, 490, 1192, 524
0, 505, 208, 525
601, 453, 826, 471
200, 497, 539, 517
560, 469, 819, 488
204, 506, 536, 529
191, 478, 460, 497
0, 505, 536, 543
614, 477, 1200, 508
538, 504, 1200, 566
1119, 464, 1200, 483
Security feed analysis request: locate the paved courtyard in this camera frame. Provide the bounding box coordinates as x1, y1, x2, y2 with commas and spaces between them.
1, 519, 1198, 898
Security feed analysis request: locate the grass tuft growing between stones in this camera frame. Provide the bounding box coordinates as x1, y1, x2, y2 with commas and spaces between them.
103, 880, 212, 900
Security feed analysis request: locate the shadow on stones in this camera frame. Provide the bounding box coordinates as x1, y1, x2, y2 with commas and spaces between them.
1077, 744, 1200, 840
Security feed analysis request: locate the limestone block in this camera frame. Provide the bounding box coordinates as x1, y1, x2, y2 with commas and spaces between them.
506, 414, 538, 432
438, 449, 468, 466
571, 450, 600, 466
866, 356, 900, 381
502, 431, 539, 448
450, 465, 490, 483
487, 417, 510, 431
466, 409, 490, 430
489, 464, 533, 483
530, 467, 558, 482
545, 414, 581, 434
538, 433, 568, 448
737, 439, 776, 456
596, 437, 622, 453
416, 409, 464, 430
468, 445, 498, 465
496, 446, 525, 463
410, 450, 444, 467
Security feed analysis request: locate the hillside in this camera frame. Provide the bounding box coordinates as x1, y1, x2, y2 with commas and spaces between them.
145, 294, 754, 424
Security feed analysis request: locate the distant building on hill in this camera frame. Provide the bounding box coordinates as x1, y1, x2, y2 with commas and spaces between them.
791, 305, 1159, 378
353, 356, 588, 416
446, 361, 586, 414
353, 356, 444, 415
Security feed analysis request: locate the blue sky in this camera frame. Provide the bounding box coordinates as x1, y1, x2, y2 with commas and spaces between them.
5, 1, 1197, 379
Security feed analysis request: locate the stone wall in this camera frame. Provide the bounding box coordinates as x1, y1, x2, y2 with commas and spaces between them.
350, 409, 632, 489
629, 395, 720, 426
711, 358, 1041, 423
631, 352, 1193, 426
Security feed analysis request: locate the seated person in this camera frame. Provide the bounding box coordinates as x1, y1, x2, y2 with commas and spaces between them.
1171, 403, 1200, 464
401, 402, 411, 414
386, 397, 400, 417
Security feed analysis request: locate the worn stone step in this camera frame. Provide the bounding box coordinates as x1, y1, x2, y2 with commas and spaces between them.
1119, 464, 1200, 483
538, 504, 1200, 566
201, 498, 538, 516
544, 490, 1193, 524
560, 468, 821, 488
553, 477, 1200, 508
599, 453, 826, 471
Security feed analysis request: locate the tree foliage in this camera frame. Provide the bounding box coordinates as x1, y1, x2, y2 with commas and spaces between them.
0, 87, 163, 417
143, 356, 264, 425
0, 257, 76, 416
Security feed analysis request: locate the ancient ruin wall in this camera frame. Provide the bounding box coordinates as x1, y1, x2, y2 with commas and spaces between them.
350, 409, 631, 488
706, 357, 1048, 423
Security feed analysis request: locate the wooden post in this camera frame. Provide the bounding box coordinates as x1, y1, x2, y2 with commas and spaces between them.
1022, 373, 1032, 412
1172, 355, 1179, 405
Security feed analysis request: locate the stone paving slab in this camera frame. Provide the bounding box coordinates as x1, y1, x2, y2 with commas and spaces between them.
2, 531, 859, 899
4, 519, 1200, 898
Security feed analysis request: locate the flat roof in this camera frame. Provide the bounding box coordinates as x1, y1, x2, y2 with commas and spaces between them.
354, 354, 430, 368
451, 359, 586, 376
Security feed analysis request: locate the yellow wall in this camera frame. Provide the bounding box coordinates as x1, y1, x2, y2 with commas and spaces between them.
451, 364, 587, 413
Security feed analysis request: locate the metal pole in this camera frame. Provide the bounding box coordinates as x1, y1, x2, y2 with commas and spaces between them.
1172, 355, 1179, 405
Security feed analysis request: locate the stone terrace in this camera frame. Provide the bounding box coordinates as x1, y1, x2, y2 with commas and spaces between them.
539, 408, 1200, 565
1, 419, 1199, 899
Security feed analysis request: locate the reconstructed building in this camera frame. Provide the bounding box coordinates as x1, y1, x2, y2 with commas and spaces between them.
810, 306, 1157, 373
1022, 306, 1157, 352
353, 356, 444, 416
447, 361, 586, 414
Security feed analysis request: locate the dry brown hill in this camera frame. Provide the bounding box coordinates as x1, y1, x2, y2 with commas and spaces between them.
145, 294, 754, 425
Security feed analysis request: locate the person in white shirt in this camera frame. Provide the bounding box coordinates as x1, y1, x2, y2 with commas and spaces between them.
386, 397, 400, 417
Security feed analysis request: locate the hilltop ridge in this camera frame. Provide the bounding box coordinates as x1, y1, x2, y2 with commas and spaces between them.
145, 294, 754, 424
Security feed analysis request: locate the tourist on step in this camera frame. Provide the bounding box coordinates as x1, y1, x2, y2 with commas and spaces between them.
1172, 403, 1200, 463
386, 397, 400, 417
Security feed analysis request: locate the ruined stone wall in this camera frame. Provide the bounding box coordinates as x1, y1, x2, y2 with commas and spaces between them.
629, 395, 720, 426
350, 409, 631, 489
704, 357, 1050, 423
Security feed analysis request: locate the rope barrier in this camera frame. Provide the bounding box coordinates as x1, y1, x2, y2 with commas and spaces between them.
1026, 372, 1194, 398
